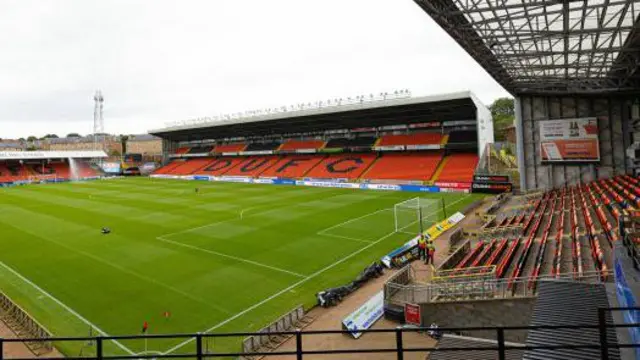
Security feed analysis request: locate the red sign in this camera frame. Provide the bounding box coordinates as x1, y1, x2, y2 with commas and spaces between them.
435, 182, 472, 189
404, 303, 421, 326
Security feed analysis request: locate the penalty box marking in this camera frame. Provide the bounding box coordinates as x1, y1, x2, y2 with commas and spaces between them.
161, 195, 470, 355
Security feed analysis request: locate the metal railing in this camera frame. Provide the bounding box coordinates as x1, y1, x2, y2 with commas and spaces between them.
0, 308, 637, 360
384, 269, 611, 305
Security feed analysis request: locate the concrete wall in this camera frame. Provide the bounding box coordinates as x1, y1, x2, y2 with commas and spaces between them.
419, 297, 535, 342
516, 96, 634, 191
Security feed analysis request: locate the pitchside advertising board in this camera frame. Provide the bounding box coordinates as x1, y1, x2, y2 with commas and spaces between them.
342, 291, 384, 339
539, 117, 600, 162
471, 174, 513, 194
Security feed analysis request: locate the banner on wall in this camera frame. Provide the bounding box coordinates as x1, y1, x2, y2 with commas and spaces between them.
539, 117, 600, 162
473, 174, 510, 183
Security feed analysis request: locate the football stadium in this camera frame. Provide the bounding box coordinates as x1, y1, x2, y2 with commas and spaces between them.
1, 1, 640, 360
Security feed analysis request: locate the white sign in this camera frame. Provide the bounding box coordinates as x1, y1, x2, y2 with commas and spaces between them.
296, 181, 360, 189
342, 291, 384, 339
0, 150, 107, 160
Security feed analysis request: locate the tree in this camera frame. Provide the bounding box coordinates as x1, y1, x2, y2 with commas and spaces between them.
18, 138, 25, 142
26, 136, 38, 142
66, 133, 81, 138
43, 134, 59, 139
490, 97, 515, 142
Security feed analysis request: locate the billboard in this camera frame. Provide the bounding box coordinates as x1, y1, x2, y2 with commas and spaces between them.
342, 291, 384, 339
539, 118, 599, 162
101, 162, 121, 174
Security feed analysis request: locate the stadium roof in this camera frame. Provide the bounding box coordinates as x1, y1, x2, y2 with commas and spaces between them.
149, 91, 484, 142
418, 0, 640, 95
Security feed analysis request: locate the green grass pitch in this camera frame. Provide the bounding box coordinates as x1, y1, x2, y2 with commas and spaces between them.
0, 178, 481, 356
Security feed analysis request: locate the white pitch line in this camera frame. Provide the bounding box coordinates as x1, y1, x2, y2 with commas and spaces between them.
316, 232, 373, 244
162, 194, 470, 355
156, 236, 307, 278
0, 261, 136, 356
316, 208, 392, 235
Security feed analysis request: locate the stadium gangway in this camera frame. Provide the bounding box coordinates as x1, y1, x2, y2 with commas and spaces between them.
578, 188, 607, 279
527, 197, 557, 290
507, 198, 550, 291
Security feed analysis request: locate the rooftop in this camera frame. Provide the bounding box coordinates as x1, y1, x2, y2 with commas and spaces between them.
418, 0, 640, 94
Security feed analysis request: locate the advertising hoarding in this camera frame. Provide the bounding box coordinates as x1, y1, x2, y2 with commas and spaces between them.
539, 118, 599, 162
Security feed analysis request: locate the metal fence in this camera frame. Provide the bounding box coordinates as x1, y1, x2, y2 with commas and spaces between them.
0, 308, 638, 360
384, 268, 610, 305
0, 292, 52, 354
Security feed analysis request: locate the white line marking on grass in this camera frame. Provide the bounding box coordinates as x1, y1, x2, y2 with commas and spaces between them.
316, 208, 392, 235
156, 236, 307, 278
0, 261, 136, 356
316, 232, 373, 244
162, 195, 470, 355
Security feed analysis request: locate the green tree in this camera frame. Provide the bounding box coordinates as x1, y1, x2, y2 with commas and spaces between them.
26, 136, 38, 142
66, 133, 81, 138
43, 134, 59, 139
490, 97, 515, 142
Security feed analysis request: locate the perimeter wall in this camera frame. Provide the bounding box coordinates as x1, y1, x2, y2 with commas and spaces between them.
516, 95, 634, 191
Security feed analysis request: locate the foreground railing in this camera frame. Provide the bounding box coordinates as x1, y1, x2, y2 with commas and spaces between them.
0, 308, 638, 360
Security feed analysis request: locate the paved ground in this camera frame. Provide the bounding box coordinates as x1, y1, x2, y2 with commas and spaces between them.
0, 319, 61, 359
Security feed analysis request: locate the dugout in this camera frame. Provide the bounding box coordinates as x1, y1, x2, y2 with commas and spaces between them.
148, 91, 493, 162
418, 0, 640, 191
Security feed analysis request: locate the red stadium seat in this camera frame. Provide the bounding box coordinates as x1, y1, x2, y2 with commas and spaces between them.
434, 153, 478, 182
196, 157, 245, 175
305, 154, 376, 179
259, 155, 325, 178
362, 152, 443, 181
224, 156, 280, 177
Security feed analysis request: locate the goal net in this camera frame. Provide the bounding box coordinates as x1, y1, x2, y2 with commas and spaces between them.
393, 197, 443, 234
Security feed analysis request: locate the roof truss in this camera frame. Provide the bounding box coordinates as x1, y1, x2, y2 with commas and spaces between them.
417, 0, 640, 94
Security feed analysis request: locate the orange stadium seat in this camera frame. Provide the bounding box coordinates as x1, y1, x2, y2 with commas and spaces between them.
279, 140, 325, 151
196, 157, 245, 175
170, 158, 216, 175
213, 143, 247, 153
363, 152, 443, 180
224, 156, 280, 177
435, 153, 478, 182
260, 155, 325, 178
154, 160, 186, 174
305, 154, 376, 179
377, 132, 443, 146
174, 147, 190, 155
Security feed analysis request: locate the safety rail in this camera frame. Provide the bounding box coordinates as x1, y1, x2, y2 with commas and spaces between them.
0, 308, 637, 360
384, 270, 610, 306
0, 292, 52, 354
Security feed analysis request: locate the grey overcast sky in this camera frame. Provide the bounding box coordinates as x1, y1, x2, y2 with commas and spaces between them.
0, 0, 509, 139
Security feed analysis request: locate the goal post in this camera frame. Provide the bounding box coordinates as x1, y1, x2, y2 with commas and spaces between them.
393, 197, 444, 234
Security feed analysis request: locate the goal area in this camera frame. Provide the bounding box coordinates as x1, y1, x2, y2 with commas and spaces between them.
393, 197, 444, 234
